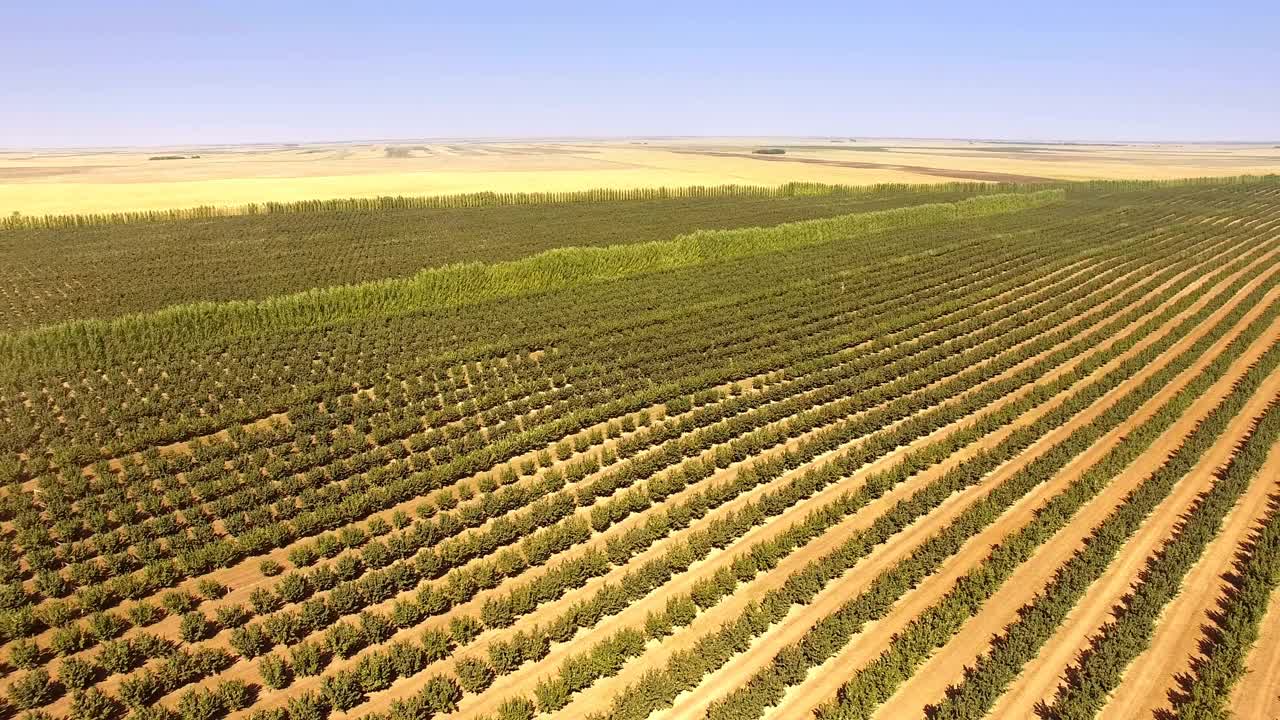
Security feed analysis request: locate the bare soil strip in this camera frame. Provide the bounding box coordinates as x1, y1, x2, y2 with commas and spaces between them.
7, 222, 1249, 712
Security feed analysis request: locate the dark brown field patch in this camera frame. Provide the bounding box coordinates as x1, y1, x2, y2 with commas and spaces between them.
668, 148, 1057, 183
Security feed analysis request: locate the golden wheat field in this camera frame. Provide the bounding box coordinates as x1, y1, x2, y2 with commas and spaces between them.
3, 138, 1278, 215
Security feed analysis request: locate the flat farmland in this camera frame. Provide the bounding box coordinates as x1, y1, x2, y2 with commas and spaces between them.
3, 138, 1279, 216
2, 177, 1280, 720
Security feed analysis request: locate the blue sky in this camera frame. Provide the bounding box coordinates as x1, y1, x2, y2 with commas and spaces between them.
3, 1, 1277, 147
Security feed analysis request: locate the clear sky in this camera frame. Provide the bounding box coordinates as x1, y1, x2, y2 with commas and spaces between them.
4, 0, 1278, 147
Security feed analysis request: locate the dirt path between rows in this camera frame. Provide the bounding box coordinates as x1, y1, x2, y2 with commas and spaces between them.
978, 351, 1280, 718
857, 297, 1280, 720
738, 262, 1280, 720
557, 242, 1276, 720
1098, 400, 1280, 719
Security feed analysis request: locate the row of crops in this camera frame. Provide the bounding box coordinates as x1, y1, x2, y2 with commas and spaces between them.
1, 177, 1279, 720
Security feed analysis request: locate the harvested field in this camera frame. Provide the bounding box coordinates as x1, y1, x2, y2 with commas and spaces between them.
663, 148, 1057, 183
2, 176, 1280, 720
2, 138, 1278, 215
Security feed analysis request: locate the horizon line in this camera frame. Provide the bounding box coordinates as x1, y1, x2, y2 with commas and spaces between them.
4, 134, 1280, 153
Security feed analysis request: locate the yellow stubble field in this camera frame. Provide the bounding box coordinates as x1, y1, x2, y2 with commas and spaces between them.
2, 137, 1277, 215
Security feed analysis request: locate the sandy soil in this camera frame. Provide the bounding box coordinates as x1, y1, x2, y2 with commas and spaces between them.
0, 142, 917, 215
1, 365, 780, 699
787, 142, 1280, 183
3, 234, 1054, 697
7, 190, 1274, 719
360, 238, 1154, 720
665, 148, 1055, 183
2, 138, 1277, 215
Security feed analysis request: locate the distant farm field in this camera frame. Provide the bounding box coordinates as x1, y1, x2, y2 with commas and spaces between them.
2, 138, 1279, 215
2, 177, 1280, 720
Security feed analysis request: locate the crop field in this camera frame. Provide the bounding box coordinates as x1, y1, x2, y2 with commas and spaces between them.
3, 139, 1278, 216
2, 176, 1280, 720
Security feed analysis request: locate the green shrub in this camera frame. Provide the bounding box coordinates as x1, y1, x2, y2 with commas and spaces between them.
455, 656, 495, 693
9, 637, 41, 668
259, 653, 292, 689
290, 641, 325, 677
59, 657, 97, 691
127, 602, 165, 626
8, 668, 55, 709
321, 670, 364, 711
161, 591, 197, 614
178, 611, 210, 643
175, 687, 222, 720
69, 687, 120, 720
215, 679, 252, 711
194, 579, 227, 600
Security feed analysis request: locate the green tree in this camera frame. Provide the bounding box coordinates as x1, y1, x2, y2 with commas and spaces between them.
326, 621, 365, 659
418, 675, 462, 713
321, 670, 365, 712
9, 637, 42, 669
59, 657, 98, 691
259, 653, 292, 690
97, 639, 139, 674
175, 687, 222, 720
179, 612, 210, 643
496, 696, 536, 720
8, 669, 55, 710
286, 690, 327, 720
290, 641, 325, 677
535, 677, 570, 712
420, 627, 453, 661
69, 687, 121, 720
455, 656, 495, 693
356, 652, 395, 692
489, 637, 521, 674
230, 625, 271, 659
195, 579, 227, 601
216, 679, 252, 711
118, 670, 161, 708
